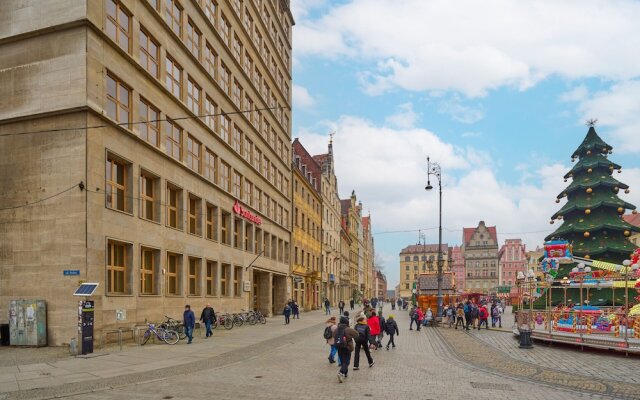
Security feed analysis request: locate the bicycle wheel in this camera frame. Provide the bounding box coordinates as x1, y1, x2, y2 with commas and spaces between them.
233, 315, 244, 327
259, 315, 266, 324
162, 330, 180, 345
212, 319, 218, 330
141, 330, 151, 345
176, 324, 186, 340
224, 317, 234, 330
247, 314, 257, 325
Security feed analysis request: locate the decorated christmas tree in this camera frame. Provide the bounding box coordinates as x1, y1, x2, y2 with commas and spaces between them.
535, 123, 640, 307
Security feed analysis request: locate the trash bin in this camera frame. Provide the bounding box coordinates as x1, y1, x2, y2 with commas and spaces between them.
0, 324, 9, 346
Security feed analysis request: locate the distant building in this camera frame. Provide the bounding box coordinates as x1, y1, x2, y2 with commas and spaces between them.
449, 245, 465, 292
498, 239, 527, 298
374, 270, 387, 300
623, 214, 640, 247
398, 243, 449, 299
462, 221, 499, 293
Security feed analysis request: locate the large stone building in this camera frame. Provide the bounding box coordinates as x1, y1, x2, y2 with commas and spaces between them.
341, 193, 361, 300
0, 0, 294, 345
374, 269, 387, 301
291, 139, 322, 310
498, 239, 527, 296
449, 245, 465, 292
462, 221, 499, 293
362, 215, 374, 300
398, 244, 450, 300
312, 139, 341, 304
339, 218, 352, 301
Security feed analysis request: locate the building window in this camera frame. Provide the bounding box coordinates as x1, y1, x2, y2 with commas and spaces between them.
232, 34, 243, 62
188, 194, 201, 235
166, 183, 182, 229
220, 112, 230, 143
206, 203, 218, 241
138, 99, 160, 146
219, 161, 231, 192
233, 171, 242, 199
204, 0, 217, 26
166, 119, 182, 160
165, 56, 182, 99
203, 96, 216, 131
233, 266, 242, 297
233, 125, 243, 154
245, 223, 253, 252
187, 79, 201, 115
204, 43, 217, 80
243, 179, 252, 205
186, 19, 201, 59
220, 13, 230, 46
204, 148, 217, 183
106, 0, 131, 53
166, 252, 181, 295
186, 135, 201, 173
219, 64, 230, 94
188, 257, 201, 295
105, 155, 130, 212
106, 73, 131, 125
140, 247, 158, 295
232, 80, 243, 108
139, 171, 159, 222
221, 210, 231, 245
221, 263, 230, 296
107, 240, 129, 294
139, 28, 159, 77
206, 260, 217, 296
165, 0, 182, 37
233, 217, 242, 249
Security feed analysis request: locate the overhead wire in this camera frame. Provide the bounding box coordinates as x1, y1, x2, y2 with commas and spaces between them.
0, 184, 81, 211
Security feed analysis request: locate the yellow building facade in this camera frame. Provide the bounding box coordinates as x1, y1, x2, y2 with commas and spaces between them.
398, 244, 450, 300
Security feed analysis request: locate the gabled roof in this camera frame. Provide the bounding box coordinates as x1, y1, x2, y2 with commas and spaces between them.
340, 199, 351, 215
463, 222, 497, 245
399, 244, 449, 254
292, 138, 322, 193
313, 154, 329, 166
623, 213, 640, 228
362, 216, 370, 230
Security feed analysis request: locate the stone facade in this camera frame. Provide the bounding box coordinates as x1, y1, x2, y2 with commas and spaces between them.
0, 0, 294, 345
398, 244, 450, 300
498, 239, 527, 296
462, 221, 499, 293
449, 245, 465, 292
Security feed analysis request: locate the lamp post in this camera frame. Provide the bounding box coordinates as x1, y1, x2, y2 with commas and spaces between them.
561, 277, 569, 305
516, 270, 535, 348
619, 260, 639, 343
425, 156, 443, 321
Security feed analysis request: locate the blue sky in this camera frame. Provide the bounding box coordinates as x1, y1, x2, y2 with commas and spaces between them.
289, 0, 640, 288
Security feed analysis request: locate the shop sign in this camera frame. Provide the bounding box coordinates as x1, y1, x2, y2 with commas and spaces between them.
232, 200, 262, 225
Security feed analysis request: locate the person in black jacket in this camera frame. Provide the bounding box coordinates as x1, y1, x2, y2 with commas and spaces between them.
353, 316, 375, 370
200, 304, 216, 338
385, 315, 399, 350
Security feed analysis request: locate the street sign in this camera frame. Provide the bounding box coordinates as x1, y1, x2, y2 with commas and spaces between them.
64, 270, 80, 276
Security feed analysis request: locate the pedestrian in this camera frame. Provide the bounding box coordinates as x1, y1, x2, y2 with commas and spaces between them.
391, 299, 396, 310
455, 303, 465, 329
377, 312, 386, 348
350, 298, 355, 310
324, 316, 340, 365
353, 316, 375, 370
338, 299, 345, 315
385, 314, 399, 349
367, 310, 381, 349
445, 305, 454, 328
478, 305, 489, 330
183, 304, 195, 344
199, 303, 216, 338
324, 298, 331, 315
334, 316, 359, 383
409, 306, 418, 330
283, 302, 292, 324
470, 303, 480, 329
424, 308, 433, 327
292, 301, 300, 319
490, 303, 497, 327
494, 304, 503, 328
416, 307, 424, 331
464, 301, 472, 330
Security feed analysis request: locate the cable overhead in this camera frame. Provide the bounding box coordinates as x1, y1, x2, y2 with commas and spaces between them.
0, 183, 81, 211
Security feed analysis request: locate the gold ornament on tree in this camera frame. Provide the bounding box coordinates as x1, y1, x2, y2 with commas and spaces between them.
585, 255, 591, 260
585, 209, 591, 215
586, 188, 593, 194
587, 168, 593, 173
618, 207, 624, 214
584, 231, 590, 238
624, 231, 631, 237
555, 199, 560, 203
587, 150, 592, 155
625, 189, 630, 194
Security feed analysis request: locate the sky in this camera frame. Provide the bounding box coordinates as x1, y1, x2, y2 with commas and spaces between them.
288, 0, 640, 289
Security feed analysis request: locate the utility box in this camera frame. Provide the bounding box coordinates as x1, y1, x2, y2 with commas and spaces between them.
8, 300, 47, 347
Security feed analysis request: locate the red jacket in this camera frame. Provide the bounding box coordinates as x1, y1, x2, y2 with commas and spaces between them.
479, 307, 489, 320
416, 308, 424, 321
368, 316, 381, 335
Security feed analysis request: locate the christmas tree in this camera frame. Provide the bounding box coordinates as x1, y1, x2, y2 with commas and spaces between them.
547, 123, 638, 263
537, 123, 639, 307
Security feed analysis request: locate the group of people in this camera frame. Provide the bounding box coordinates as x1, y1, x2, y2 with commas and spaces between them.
323, 298, 356, 315
446, 301, 503, 330
181, 304, 217, 344
324, 308, 400, 382
282, 300, 300, 324
395, 298, 409, 310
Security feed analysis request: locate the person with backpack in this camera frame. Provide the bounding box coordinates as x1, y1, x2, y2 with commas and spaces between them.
283, 303, 292, 324
338, 299, 345, 315
478, 305, 489, 330
385, 315, 399, 350
377, 312, 387, 348
324, 316, 341, 365
464, 301, 473, 330
334, 316, 359, 383
367, 311, 381, 349
455, 303, 465, 329
409, 306, 418, 330
353, 316, 375, 370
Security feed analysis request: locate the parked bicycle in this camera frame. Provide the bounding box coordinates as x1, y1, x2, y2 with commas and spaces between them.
158, 315, 186, 340
212, 312, 234, 330
140, 323, 179, 345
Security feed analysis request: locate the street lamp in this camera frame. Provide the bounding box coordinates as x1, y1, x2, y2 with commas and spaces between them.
561, 276, 570, 305
425, 156, 443, 321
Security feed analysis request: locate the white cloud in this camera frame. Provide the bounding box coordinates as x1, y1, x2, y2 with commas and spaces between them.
438, 95, 484, 124
292, 84, 316, 109
569, 80, 640, 152
295, 0, 640, 97
560, 85, 589, 103
385, 102, 419, 129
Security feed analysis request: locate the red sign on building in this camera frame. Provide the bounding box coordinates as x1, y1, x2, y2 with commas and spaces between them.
232, 200, 262, 225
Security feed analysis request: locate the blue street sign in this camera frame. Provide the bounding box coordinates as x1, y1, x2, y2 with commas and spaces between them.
64, 270, 81, 276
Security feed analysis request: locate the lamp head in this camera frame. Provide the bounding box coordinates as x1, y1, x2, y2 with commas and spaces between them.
425, 181, 433, 191
623, 259, 632, 267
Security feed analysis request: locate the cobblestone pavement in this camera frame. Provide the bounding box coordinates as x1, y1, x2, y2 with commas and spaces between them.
47, 306, 628, 400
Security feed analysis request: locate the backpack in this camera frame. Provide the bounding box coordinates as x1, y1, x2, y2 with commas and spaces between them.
354, 323, 368, 343
471, 307, 479, 318
446, 308, 453, 317
409, 309, 415, 319
492, 307, 499, 318
323, 326, 333, 340
463, 304, 471, 314
334, 324, 348, 348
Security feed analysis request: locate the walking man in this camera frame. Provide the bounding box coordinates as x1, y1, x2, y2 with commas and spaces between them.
409, 306, 418, 330
367, 311, 381, 349
338, 299, 345, 315
183, 304, 195, 344
385, 315, 399, 349
199, 303, 216, 338
324, 298, 331, 315
350, 298, 355, 311
283, 302, 292, 324
353, 316, 375, 370
455, 304, 465, 329
464, 301, 472, 331
335, 316, 359, 383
